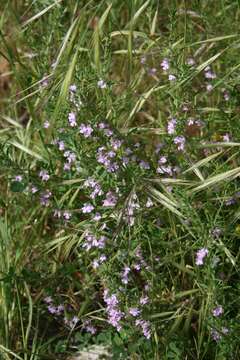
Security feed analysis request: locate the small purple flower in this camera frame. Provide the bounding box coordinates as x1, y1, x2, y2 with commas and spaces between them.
140, 295, 149, 305
158, 156, 167, 164
63, 211, 71, 220
212, 306, 223, 317
82, 203, 94, 213
39, 170, 50, 181
223, 133, 230, 142
121, 266, 131, 284
97, 79, 107, 89
146, 198, 153, 208
48, 305, 57, 314
44, 296, 53, 304
187, 58, 195, 66
43, 121, 50, 128
69, 84, 77, 92
15, 175, 23, 182
161, 58, 169, 71
206, 84, 213, 92
174, 135, 185, 151
93, 212, 101, 221
31, 186, 38, 194
129, 308, 141, 317
168, 74, 176, 81
102, 192, 117, 207
140, 56, 146, 64
195, 248, 208, 266
58, 141, 65, 151
167, 118, 177, 134
79, 124, 93, 138
139, 160, 150, 170
68, 112, 77, 127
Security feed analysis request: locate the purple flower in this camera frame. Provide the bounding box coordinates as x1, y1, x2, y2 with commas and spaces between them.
139, 160, 150, 170
158, 156, 167, 164
97, 79, 107, 89
39, 170, 50, 181
161, 58, 169, 71
44, 296, 53, 304
167, 118, 177, 134
69, 84, 77, 92
58, 140, 65, 151
206, 84, 213, 92
187, 58, 195, 66
102, 192, 117, 207
174, 135, 185, 151
140, 295, 149, 305
103, 290, 123, 331
212, 306, 223, 317
48, 305, 57, 314
79, 124, 93, 138
223, 133, 230, 142
195, 248, 208, 266
168, 74, 176, 81
63, 211, 71, 220
43, 121, 50, 128
15, 175, 23, 182
129, 307, 141, 317
31, 185, 38, 194
68, 112, 77, 127
93, 212, 101, 221
146, 198, 153, 208
121, 266, 131, 284
136, 319, 151, 339
40, 190, 52, 207
110, 138, 122, 150
82, 203, 94, 213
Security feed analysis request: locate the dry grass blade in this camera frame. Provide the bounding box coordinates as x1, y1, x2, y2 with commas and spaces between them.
9, 140, 47, 161
148, 186, 185, 218
183, 151, 222, 174
22, 0, 63, 28
190, 166, 240, 193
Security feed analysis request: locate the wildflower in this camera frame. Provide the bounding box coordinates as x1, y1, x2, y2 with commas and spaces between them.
139, 160, 150, 170
39, 170, 50, 181
167, 118, 177, 134
58, 140, 65, 151
102, 192, 117, 207
54, 209, 61, 218
140, 295, 149, 305
103, 289, 123, 331
223, 133, 230, 142
206, 84, 213, 92
110, 138, 122, 150
187, 58, 195, 66
158, 156, 167, 164
146, 198, 153, 208
168, 74, 176, 81
212, 306, 223, 317
63, 162, 71, 171
15, 175, 23, 182
195, 248, 208, 266
47, 305, 57, 314
205, 70, 216, 79
97, 79, 107, 89
69, 84, 77, 92
31, 186, 38, 194
121, 266, 131, 284
93, 212, 101, 221
140, 56, 146, 64
40, 190, 52, 207
68, 112, 77, 127
44, 296, 53, 304
129, 308, 141, 317
63, 211, 71, 220
174, 135, 185, 151
161, 58, 169, 71
79, 123, 93, 138
136, 319, 151, 339
43, 121, 50, 128
56, 304, 65, 314
82, 203, 94, 213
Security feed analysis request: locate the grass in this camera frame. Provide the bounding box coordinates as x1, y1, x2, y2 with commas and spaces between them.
0, 0, 240, 359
